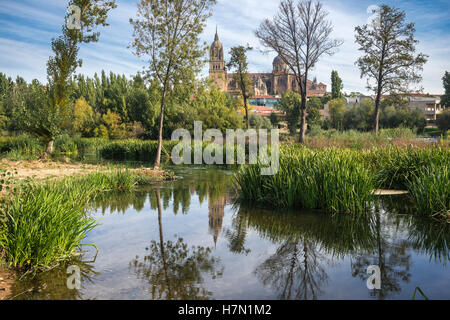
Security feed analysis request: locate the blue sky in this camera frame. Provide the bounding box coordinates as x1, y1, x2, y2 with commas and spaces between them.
0, 0, 449, 94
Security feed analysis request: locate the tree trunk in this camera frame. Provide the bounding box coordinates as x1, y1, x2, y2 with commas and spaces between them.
244, 96, 250, 130
299, 93, 307, 144
154, 90, 167, 169
374, 92, 381, 135
46, 139, 54, 155
156, 189, 171, 299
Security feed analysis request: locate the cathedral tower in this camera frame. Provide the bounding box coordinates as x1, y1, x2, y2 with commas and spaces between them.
209, 28, 227, 91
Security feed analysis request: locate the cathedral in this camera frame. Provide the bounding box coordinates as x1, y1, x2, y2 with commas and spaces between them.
209, 29, 327, 97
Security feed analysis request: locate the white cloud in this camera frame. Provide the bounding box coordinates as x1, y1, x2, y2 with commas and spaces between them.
0, 0, 448, 94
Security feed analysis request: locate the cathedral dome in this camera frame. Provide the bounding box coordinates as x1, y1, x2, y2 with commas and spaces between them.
273, 55, 287, 73
273, 55, 282, 64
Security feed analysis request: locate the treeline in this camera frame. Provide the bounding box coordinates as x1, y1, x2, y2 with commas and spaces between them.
325, 97, 426, 132
0, 71, 245, 140
276, 90, 427, 135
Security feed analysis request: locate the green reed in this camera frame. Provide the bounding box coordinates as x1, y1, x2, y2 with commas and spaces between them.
407, 165, 450, 219
236, 147, 374, 214
0, 170, 143, 271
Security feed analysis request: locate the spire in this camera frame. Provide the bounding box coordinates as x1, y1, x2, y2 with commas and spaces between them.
214, 25, 219, 41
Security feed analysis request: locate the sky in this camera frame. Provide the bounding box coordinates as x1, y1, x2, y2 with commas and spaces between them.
0, 0, 449, 94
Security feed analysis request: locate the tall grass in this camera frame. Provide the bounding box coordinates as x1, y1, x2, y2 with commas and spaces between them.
236, 146, 374, 214
407, 165, 450, 219
366, 147, 449, 190
99, 140, 178, 161
0, 135, 43, 160
236, 145, 450, 217
0, 170, 141, 271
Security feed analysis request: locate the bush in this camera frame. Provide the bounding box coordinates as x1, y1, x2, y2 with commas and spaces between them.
0, 135, 42, 156
436, 109, 450, 136
99, 140, 178, 161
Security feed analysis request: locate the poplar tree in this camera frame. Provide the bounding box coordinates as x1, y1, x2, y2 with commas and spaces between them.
227, 46, 253, 129
130, 0, 216, 169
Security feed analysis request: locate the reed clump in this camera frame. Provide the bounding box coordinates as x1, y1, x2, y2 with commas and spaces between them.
0, 169, 154, 271
235, 145, 450, 218
236, 146, 374, 214
407, 165, 450, 220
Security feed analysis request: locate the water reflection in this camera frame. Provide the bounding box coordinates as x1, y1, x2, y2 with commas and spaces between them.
11, 257, 98, 300
255, 240, 330, 300
129, 189, 223, 300
9, 167, 450, 300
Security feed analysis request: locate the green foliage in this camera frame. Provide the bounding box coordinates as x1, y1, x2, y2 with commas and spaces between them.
0, 169, 143, 271
0, 135, 43, 156
441, 71, 450, 108
279, 91, 301, 135
436, 109, 450, 135
327, 98, 347, 130
249, 114, 272, 129
227, 45, 253, 128
355, 4, 427, 133
331, 70, 343, 99
236, 145, 450, 218
72, 98, 98, 137
130, 0, 217, 166
269, 112, 279, 127
99, 140, 177, 161
366, 147, 449, 190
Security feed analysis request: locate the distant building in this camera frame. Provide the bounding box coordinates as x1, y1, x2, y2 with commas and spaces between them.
344, 95, 374, 108
209, 29, 327, 97
249, 95, 280, 108
404, 95, 443, 123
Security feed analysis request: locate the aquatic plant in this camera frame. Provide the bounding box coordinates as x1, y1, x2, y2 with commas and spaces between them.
0, 170, 154, 271
236, 147, 375, 213
368, 146, 449, 190
407, 165, 450, 219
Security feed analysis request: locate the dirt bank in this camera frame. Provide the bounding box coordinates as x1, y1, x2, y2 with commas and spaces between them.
0, 159, 169, 182
0, 265, 14, 300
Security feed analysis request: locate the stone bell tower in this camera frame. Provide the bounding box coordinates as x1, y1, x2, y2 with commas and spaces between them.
209, 27, 227, 91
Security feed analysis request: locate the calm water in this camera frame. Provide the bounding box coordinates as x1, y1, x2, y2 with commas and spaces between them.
11, 165, 450, 300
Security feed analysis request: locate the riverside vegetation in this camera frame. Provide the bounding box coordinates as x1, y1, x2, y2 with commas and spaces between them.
0, 169, 174, 272
235, 145, 450, 219
0, 130, 448, 277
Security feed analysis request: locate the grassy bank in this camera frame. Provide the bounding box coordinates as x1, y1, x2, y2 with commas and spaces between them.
235, 145, 450, 219
0, 169, 172, 272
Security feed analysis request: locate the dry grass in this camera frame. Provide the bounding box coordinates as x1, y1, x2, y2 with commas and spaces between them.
0, 159, 169, 182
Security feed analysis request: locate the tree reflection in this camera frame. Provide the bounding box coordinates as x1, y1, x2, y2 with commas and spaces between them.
351, 210, 412, 300
129, 189, 223, 300
224, 213, 250, 255
255, 240, 329, 300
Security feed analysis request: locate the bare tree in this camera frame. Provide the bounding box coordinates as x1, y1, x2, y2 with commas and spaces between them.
255, 0, 342, 143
